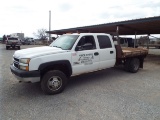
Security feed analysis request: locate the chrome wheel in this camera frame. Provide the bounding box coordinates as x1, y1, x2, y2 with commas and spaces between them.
47, 76, 62, 91
41, 70, 68, 95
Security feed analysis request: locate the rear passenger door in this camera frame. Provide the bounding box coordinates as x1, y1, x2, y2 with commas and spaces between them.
97, 35, 116, 70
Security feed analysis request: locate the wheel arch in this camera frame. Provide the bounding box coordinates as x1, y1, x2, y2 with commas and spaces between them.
38, 60, 72, 79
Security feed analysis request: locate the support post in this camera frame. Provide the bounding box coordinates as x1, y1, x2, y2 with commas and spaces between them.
147, 34, 150, 49
116, 26, 120, 44
49, 10, 51, 41
134, 32, 137, 48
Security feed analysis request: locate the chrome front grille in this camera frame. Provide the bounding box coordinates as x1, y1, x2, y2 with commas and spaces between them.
14, 57, 19, 62
13, 57, 19, 69
14, 63, 19, 68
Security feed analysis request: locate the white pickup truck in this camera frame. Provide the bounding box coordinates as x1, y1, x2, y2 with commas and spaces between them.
10, 33, 148, 95
6, 37, 21, 50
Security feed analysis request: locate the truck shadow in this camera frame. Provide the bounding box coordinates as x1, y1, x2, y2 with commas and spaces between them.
66, 67, 126, 91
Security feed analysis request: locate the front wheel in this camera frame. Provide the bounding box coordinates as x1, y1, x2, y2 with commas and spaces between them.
6, 46, 8, 50
18, 46, 20, 50
41, 70, 68, 95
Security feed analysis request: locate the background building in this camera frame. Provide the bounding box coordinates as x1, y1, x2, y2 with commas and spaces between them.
11, 33, 24, 40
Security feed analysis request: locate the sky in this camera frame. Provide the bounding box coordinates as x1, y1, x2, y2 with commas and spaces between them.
0, 0, 160, 38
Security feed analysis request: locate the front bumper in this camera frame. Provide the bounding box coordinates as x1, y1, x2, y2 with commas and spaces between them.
6, 44, 20, 46
10, 65, 40, 83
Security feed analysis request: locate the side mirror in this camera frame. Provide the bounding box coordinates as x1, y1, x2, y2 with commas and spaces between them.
82, 43, 93, 50
75, 43, 94, 51
75, 46, 83, 51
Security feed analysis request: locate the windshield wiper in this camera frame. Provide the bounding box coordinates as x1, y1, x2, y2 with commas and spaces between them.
53, 46, 63, 49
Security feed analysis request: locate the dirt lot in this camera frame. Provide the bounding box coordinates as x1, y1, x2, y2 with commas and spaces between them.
0, 44, 160, 120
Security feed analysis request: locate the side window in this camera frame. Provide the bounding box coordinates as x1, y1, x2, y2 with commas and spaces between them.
76, 36, 96, 50
97, 35, 112, 49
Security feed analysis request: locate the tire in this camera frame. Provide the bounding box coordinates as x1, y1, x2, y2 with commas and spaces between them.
41, 70, 68, 95
18, 46, 20, 50
6, 46, 8, 50
124, 59, 130, 71
128, 58, 140, 73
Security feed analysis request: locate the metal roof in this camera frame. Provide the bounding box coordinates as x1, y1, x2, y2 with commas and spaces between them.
47, 16, 160, 35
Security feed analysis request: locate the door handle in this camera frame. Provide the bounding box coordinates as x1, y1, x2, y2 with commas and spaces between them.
110, 51, 114, 54
94, 52, 99, 56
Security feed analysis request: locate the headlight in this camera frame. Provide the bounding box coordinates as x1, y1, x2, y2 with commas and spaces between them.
19, 65, 29, 71
19, 58, 30, 64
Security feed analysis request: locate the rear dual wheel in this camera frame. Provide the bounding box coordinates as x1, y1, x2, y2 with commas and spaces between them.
124, 58, 140, 73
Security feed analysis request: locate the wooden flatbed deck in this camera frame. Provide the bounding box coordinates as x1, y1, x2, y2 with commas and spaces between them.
122, 47, 148, 58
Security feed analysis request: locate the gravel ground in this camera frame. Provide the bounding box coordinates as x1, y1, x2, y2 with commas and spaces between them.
0, 44, 160, 120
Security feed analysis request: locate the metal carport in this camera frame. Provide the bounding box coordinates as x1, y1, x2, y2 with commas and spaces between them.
47, 16, 160, 35
47, 16, 160, 48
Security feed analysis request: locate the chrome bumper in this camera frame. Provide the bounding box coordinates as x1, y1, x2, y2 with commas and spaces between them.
10, 64, 40, 83
12, 73, 40, 83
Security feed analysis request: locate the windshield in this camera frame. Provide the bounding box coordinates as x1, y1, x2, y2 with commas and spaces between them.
50, 35, 79, 50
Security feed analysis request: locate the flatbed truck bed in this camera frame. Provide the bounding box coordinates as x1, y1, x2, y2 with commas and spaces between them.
122, 47, 148, 58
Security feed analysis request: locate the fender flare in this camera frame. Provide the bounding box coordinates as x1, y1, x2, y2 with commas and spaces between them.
38, 60, 72, 75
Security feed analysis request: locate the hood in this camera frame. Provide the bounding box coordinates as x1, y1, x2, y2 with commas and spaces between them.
14, 46, 68, 59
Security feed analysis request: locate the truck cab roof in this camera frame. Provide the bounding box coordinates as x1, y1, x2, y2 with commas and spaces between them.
64, 33, 111, 36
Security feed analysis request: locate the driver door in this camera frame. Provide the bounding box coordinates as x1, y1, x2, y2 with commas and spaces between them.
72, 35, 100, 75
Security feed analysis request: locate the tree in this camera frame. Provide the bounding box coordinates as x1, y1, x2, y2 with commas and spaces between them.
33, 29, 48, 40
138, 36, 149, 45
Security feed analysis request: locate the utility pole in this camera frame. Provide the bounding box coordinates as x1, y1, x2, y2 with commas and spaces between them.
49, 10, 51, 41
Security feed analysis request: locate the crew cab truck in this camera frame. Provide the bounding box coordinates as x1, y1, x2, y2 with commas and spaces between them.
6, 37, 21, 50
10, 33, 148, 95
